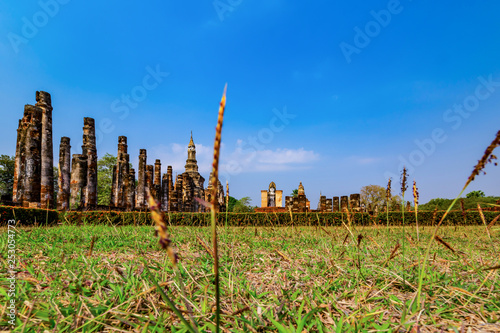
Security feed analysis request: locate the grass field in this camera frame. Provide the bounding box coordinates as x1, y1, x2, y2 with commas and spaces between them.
1, 222, 499, 332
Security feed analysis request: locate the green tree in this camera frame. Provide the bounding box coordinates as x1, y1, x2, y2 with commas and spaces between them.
466, 190, 485, 198
0, 155, 15, 201
360, 185, 386, 211
420, 195, 499, 211
389, 195, 403, 211
226, 196, 238, 212
97, 153, 117, 206
291, 189, 298, 197
233, 197, 254, 213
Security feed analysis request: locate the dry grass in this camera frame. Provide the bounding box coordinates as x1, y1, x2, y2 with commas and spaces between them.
1, 223, 499, 332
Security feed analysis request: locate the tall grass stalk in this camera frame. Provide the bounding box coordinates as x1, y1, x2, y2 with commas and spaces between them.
386, 178, 392, 238
209, 84, 227, 333
147, 190, 198, 332
400, 168, 408, 289
413, 180, 419, 242
416, 129, 500, 307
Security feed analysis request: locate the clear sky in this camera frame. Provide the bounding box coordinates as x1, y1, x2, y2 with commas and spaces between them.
1, 0, 499, 207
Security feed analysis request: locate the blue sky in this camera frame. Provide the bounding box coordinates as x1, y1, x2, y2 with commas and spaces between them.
1, 0, 499, 207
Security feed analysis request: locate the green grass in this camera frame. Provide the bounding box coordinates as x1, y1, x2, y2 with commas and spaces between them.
1, 223, 499, 332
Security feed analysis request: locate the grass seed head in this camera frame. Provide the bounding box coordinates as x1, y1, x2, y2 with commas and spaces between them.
147, 189, 178, 267
432, 206, 439, 225
435, 235, 455, 253
210, 84, 227, 211
386, 178, 392, 202
412, 180, 419, 213
400, 167, 408, 197
465, 130, 500, 188
226, 180, 229, 207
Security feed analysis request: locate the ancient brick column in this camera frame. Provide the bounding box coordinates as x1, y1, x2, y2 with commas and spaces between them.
182, 173, 192, 212
350, 194, 361, 212
82, 118, 98, 208
162, 173, 169, 211
120, 164, 130, 209
57, 137, 71, 210
12, 120, 23, 203
126, 168, 136, 211
167, 166, 173, 192
154, 159, 162, 205
332, 197, 340, 212
146, 165, 154, 196
136, 149, 147, 209
171, 175, 182, 212
319, 196, 326, 212
340, 196, 348, 212
37, 91, 54, 208
112, 136, 130, 208
22, 105, 43, 207
326, 198, 333, 212
70, 154, 87, 209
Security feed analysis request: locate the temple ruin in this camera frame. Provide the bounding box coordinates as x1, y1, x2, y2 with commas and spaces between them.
110, 136, 135, 210
68, 118, 99, 210
205, 171, 225, 212
57, 137, 71, 210
285, 182, 311, 212
261, 182, 283, 208
11, 90, 372, 215
13, 91, 54, 208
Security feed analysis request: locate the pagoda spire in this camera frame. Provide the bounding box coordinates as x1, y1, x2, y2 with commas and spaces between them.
189, 131, 195, 147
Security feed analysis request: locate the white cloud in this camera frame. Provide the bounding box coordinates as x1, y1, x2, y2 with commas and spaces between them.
149, 142, 320, 177
221, 145, 319, 173
149, 143, 216, 174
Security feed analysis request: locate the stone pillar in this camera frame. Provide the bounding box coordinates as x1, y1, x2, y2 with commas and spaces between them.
319, 196, 326, 212
261, 190, 268, 208
332, 197, 340, 212
82, 118, 97, 208
340, 196, 348, 211
154, 159, 162, 205
136, 149, 147, 209
120, 163, 129, 208
12, 120, 23, 203
113, 136, 129, 208
57, 137, 71, 210
126, 168, 136, 211
276, 190, 283, 207
326, 198, 333, 212
146, 165, 154, 197
182, 173, 192, 212
22, 105, 43, 207
37, 91, 54, 208
162, 173, 169, 211
70, 154, 87, 209
154, 160, 161, 186
171, 175, 182, 212
350, 193, 361, 212
167, 166, 173, 197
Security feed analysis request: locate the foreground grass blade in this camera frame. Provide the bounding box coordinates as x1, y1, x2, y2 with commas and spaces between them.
209, 84, 227, 333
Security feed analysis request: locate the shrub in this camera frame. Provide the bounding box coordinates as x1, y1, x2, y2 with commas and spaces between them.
1, 205, 498, 227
